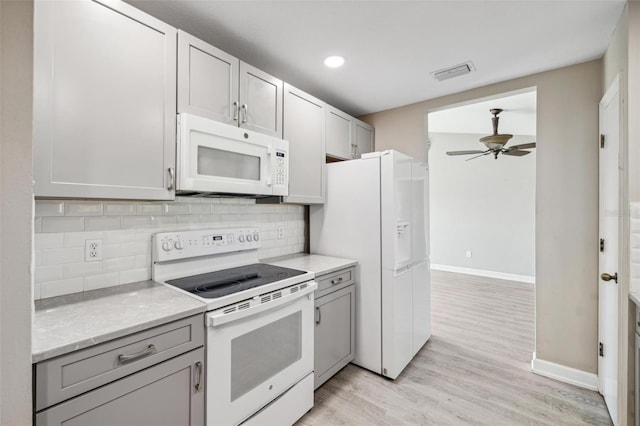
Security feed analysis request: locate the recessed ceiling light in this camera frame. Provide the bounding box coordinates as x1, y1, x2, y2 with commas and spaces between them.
324, 56, 345, 68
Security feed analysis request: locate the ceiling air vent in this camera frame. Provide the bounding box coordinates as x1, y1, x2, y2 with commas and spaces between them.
431, 61, 475, 82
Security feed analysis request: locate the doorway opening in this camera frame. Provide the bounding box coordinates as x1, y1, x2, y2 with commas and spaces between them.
426, 88, 537, 368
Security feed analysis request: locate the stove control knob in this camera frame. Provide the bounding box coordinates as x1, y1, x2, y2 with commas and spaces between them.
253, 233, 260, 241
239, 235, 245, 243
161, 241, 172, 252
174, 241, 183, 250
247, 234, 253, 242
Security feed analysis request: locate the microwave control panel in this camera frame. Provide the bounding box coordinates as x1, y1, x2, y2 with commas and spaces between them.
152, 227, 261, 262
272, 139, 289, 196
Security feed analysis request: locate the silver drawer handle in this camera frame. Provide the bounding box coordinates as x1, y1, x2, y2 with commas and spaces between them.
331, 277, 344, 285
118, 344, 156, 364
194, 361, 203, 391
315, 307, 321, 325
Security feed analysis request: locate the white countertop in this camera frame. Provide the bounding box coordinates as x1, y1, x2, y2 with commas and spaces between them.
32, 281, 206, 363
263, 253, 357, 277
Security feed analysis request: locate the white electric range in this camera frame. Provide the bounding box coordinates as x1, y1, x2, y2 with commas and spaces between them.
152, 227, 316, 426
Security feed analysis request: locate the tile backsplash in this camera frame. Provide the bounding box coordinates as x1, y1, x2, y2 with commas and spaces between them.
34, 197, 305, 300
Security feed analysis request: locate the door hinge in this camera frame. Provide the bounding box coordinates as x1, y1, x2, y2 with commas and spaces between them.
600, 238, 605, 252
599, 342, 604, 357
600, 134, 605, 148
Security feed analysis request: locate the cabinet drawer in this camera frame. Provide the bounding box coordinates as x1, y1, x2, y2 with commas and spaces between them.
35, 314, 204, 411
316, 267, 355, 298
636, 304, 640, 336
36, 348, 204, 426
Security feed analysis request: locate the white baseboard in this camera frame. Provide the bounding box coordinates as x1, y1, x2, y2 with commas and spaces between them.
430, 264, 535, 284
530, 352, 598, 391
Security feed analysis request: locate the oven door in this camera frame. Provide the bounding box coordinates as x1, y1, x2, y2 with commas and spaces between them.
177, 113, 277, 195
205, 285, 314, 426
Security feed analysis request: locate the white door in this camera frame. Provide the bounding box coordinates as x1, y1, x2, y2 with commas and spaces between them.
598, 75, 620, 425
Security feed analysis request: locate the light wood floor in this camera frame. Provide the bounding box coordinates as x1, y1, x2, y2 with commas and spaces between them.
297, 270, 612, 425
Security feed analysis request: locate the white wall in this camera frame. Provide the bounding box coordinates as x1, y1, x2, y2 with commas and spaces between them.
429, 132, 536, 278
0, 0, 34, 423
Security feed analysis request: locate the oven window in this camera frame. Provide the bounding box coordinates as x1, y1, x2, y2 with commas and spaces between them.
197, 146, 260, 181
230, 311, 302, 401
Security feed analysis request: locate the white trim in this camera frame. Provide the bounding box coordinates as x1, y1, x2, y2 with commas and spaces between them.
531, 352, 599, 391
430, 264, 535, 284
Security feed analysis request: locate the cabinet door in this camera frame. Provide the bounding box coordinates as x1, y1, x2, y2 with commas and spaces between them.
178, 30, 240, 125
354, 119, 374, 157
34, 0, 176, 200
283, 84, 326, 204
314, 285, 355, 389
239, 61, 283, 138
326, 106, 352, 160
36, 348, 204, 426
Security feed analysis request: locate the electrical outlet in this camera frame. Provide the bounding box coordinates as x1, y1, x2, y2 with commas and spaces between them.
465, 250, 472, 259
277, 226, 285, 239
85, 239, 103, 262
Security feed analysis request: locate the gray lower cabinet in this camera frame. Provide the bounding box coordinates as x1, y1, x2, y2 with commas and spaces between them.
314, 268, 356, 389
34, 314, 205, 426
34, 0, 177, 200
36, 348, 204, 426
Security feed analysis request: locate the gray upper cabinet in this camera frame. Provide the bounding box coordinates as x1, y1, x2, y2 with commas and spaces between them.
34, 0, 177, 200
353, 118, 375, 158
326, 107, 374, 160
178, 31, 283, 138
239, 62, 283, 137
178, 30, 239, 126
326, 106, 353, 160
283, 84, 326, 204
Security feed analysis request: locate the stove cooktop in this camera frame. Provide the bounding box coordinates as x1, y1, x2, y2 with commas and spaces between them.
165, 263, 307, 299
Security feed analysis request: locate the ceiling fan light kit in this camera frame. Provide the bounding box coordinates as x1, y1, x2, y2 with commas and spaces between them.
445, 108, 536, 161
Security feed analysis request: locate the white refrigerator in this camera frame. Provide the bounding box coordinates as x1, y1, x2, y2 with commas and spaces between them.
310, 150, 431, 379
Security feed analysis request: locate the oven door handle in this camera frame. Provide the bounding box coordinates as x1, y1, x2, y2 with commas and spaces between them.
206, 281, 317, 327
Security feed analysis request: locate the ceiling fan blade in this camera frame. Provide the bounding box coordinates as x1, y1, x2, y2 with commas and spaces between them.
465, 151, 493, 161
446, 150, 487, 156
507, 142, 536, 150
502, 149, 531, 157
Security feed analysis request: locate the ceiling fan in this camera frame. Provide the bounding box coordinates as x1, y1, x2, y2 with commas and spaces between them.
446, 108, 536, 160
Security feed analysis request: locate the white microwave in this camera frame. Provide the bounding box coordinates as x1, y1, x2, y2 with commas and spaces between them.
177, 113, 289, 197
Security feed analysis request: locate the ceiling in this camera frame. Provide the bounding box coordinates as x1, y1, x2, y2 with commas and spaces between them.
128, 0, 625, 117
428, 90, 536, 135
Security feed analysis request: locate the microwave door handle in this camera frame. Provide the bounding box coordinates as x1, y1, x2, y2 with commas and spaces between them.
265, 147, 273, 186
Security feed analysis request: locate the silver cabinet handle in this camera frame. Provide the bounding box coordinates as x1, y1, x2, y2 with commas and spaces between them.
167, 167, 175, 191
241, 104, 248, 123
233, 101, 239, 121
315, 306, 321, 325
118, 344, 156, 364
331, 277, 344, 285
194, 361, 203, 391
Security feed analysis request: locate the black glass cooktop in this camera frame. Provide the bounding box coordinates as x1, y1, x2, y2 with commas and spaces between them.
166, 263, 306, 299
